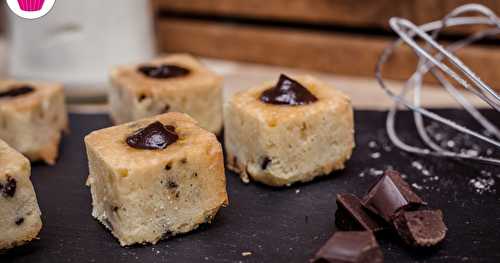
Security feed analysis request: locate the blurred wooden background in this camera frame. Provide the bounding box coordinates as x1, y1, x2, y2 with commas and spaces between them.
152, 0, 500, 88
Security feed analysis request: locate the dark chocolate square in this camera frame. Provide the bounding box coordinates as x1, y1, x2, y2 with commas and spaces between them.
335, 193, 385, 233
362, 170, 425, 222
312, 231, 383, 263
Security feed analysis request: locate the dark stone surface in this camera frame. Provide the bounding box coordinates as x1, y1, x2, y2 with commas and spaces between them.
0, 109, 499, 262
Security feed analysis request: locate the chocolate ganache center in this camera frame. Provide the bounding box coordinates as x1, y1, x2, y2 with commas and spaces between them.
126, 121, 178, 150
259, 74, 318, 106
0, 85, 35, 98
138, 64, 190, 79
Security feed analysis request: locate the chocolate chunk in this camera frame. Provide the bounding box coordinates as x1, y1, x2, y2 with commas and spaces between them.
162, 104, 171, 113
312, 231, 383, 263
138, 64, 190, 79
335, 193, 385, 232
167, 181, 178, 189
0, 85, 35, 98
138, 94, 147, 102
261, 157, 271, 170
259, 74, 318, 106
15, 217, 25, 225
126, 121, 178, 150
1, 176, 17, 198
362, 170, 425, 222
393, 209, 447, 247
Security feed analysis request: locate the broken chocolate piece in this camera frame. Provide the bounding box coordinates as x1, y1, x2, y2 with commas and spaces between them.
0, 86, 35, 98
1, 176, 17, 198
335, 193, 385, 232
260, 74, 318, 106
138, 64, 190, 79
362, 170, 425, 222
393, 209, 447, 247
312, 231, 383, 263
126, 121, 178, 150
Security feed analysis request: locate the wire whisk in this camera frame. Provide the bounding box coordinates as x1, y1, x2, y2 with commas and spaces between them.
376, 4, 500, 166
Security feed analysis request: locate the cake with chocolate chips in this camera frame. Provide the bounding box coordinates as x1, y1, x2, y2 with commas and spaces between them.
0, 80, 68, 164
224, 74, 354, 186
109, 54, 223, 134
84, 112, 228, 246
0, 139, 42, 250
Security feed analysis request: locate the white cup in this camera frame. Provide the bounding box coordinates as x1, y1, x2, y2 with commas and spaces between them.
6, 0, 156, 99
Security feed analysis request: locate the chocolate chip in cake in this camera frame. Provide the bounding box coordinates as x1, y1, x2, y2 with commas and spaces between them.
362, 170, 425, 222
138, 64, 190, 79
393, 209, 447, 247
167, 181, 178, 189
162, 104, 171, 113
15, 217, 24, 226
0, 85, 35, 98
1, 176, 17, 198
126, 121, 178, 150
260, 74, 318, 106
261, 157, 271, 170
335, 193, 386, 233
165, 162, 172, 170
312, 231, 383, 263
138, 94, 147, 102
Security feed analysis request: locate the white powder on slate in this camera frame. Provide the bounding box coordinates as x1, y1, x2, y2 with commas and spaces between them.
365, 126, 498, 195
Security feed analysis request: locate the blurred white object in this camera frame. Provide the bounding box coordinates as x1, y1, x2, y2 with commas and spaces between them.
6, 0, 155, 99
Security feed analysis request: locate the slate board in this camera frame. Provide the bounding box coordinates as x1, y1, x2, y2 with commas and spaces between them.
1, 110, 499, 263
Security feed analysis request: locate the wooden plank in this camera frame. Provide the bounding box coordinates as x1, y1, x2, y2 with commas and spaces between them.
152, 0, 412, 28
157, 18, 500, 90
153, 0, 500, 30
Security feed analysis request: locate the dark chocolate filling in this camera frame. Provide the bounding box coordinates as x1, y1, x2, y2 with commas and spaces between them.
0, 85, 35, 98
138, 64, 190, 79
126, 121, 178, 150
260, 74, 318, 106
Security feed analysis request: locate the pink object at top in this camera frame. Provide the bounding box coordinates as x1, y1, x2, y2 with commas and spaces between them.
18, 0, 45, 11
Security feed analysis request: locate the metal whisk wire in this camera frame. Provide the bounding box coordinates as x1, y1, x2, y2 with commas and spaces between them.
375, 4, 500, 166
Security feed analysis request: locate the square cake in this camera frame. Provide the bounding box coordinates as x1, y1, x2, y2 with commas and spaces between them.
0, 139, 42, 250
85, 112, 228, 246
109, 54, 223, 134
0, 80, 68, 164
224, 74, 354, 186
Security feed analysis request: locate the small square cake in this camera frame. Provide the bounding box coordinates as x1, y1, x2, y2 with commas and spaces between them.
85, 112, 228, 246
224, 74, 354, 186
0, 80, 68, 164
0, 139, 42, 250
109, 54, 223, 134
